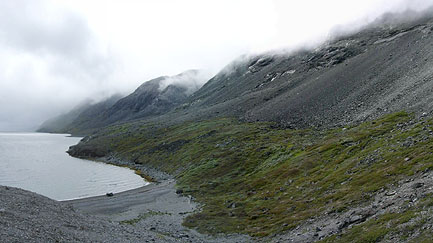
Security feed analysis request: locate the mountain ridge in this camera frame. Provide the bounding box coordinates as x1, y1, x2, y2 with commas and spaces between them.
38, 70, 210, 134
54, 9, 433, 242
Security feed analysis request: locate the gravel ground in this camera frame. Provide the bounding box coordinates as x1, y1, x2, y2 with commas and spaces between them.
66, 179, 250, 242
0, 186, 161, 242
1, 181, 250, 242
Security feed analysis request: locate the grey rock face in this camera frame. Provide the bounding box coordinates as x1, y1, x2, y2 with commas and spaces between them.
169, 12, 433, 129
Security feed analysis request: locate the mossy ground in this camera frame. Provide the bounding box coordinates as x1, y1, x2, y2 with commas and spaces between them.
82, 112, 433, 238
320, 193, 433, 243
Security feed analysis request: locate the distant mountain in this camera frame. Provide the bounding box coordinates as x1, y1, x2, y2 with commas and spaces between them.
38, 70, 211, 134
101, 70, 204, 124
37, 100, 93, 133
37, 95, 123, 134
61, 94, 124, 135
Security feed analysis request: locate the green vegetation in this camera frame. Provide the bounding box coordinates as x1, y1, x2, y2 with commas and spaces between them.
82, 111, 433, 238
321, 194, 433, 242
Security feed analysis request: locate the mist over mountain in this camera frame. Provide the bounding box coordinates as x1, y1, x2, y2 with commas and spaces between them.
2, 0, 433, 131
41, 9, 433, 136
37, 95, 123, 133
106, 9, 429, 130
38, 70, 211, 134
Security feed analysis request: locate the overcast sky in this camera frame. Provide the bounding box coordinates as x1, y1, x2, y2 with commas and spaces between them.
1, 0, 433, 131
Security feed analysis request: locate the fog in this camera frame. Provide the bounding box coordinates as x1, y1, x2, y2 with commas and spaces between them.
0, 0, 433, 131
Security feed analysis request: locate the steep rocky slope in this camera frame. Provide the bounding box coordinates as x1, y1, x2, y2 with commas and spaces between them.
167, 13, 433, 128
43, 12, 433, 134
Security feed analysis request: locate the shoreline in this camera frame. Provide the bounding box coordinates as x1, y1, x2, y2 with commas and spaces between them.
64, 178, 251, 242
70, 152, 173, 182
1, 181, 251, 242
64, 152, 251, 242
64, 179, 181, 221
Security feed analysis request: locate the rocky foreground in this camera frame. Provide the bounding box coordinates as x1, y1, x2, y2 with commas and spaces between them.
3, 166, 433, 242
0, 182, 249, 242
0, 186, 158, 242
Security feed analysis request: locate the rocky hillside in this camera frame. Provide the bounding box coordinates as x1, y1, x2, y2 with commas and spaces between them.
173, 12, 433, 128
43, 12, 433, 134
68, 112, 433, 242
66, 10, 433, 242
98, 70, 205, 125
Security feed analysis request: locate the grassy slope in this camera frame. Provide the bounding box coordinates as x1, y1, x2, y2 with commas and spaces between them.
79, 112, 433, 239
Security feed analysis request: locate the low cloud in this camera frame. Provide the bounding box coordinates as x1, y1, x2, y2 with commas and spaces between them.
0, 0, 116, 131
158, 70, 214, 95
1, 0, 433, 131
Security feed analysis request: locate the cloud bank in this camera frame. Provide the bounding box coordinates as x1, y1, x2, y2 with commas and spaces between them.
1, 0, 433, 131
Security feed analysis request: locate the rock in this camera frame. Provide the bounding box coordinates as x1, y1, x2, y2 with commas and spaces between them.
338, 221, 347, 230
316, 227, 322, 232
175, 189, 183, 194
385, 191, 396, 196
349, 215, 363, 224
338, 214, 369, 231
106, 192, 114, 197
411, 182, 424, 189
228, 202, 237, 208
404, 157, 411, 161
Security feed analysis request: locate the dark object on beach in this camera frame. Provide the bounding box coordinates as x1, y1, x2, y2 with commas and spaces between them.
106, 192, 114, 197
175, 189, 183, 194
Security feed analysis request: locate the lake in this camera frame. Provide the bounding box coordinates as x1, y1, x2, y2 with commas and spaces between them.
0, 132, 148, 201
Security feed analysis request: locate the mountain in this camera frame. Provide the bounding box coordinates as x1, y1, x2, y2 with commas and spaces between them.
38, 70, 210, 134
100, 70, 206, 125
67, 10, 433, 242
37, 99, 93, 133
174, 12, 433, 128
61, 94, 124, 135
54, 11, 433, 134
37, 95, 123, 134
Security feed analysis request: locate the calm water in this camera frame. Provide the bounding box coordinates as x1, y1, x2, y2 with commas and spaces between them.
0, 132, 148, 201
